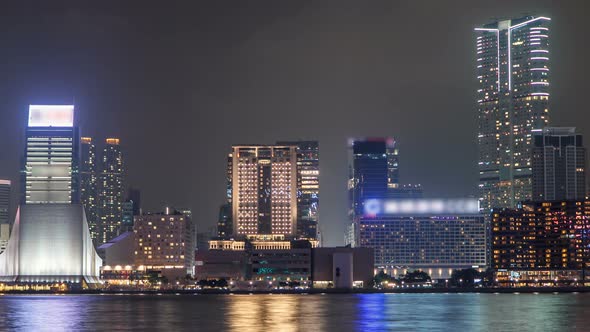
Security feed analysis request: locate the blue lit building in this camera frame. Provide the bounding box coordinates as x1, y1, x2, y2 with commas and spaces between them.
348, 138, 391, 217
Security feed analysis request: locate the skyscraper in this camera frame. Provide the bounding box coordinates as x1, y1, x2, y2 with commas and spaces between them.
217, 151, 234, 238
475, 16, 551, 211
0, 180, 10, 253
230, 145, 297, 237
348, 138, 403, 217
346, 138, 423, 247
97, 138, 124, 244
0, 180, 10, 225
80, 137, 98, 236
21, 105, 80, 204
532, 127, 586, 201
277, 141, 320, 240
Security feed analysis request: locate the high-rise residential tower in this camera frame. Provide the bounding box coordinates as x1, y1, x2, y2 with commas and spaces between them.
97, 138, 124, 244
532, 127, 586, 201
277, 141, 320, 240
80, 137, 98, 236
21, 105, 80, 204
475, 16, 551, 211
230, 145, 297, 237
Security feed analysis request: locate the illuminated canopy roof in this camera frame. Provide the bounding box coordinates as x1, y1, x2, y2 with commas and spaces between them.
0, 204, 102, 284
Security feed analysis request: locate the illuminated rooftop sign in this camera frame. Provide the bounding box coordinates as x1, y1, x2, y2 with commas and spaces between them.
28, 105, 74, 127
364, 199, 480, 216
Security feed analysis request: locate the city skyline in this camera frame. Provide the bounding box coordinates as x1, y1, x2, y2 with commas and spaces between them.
0, 2, 588, 246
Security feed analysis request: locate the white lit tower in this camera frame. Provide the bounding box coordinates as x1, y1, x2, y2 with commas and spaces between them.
475, 16, 550, 211
21, 105, 79, 204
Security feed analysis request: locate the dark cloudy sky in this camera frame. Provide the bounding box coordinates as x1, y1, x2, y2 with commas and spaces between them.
0, 1, 588, 246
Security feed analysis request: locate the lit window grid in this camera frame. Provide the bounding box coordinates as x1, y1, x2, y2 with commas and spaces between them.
359, 215, 487, 267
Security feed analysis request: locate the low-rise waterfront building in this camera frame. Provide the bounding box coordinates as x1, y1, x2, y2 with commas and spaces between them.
134, 209, 195, 280
492, 200, 590, 287
312, 247, 374, 289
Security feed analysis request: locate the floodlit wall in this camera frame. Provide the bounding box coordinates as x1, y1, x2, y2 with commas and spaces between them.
0, 204, 102, 284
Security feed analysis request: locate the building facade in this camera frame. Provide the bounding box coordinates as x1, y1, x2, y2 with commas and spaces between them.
126, 187, 141, 216
229, 145, 297, 237
277, 141, 320, 240
134, 210, 195, 277
357, 199, 486, 279
217, 203, 232, 238
250, 240, 312, 283
0, 180, 10, 225
97, 138, 124, 244
312, 247, 374, 289
80, 137, 99, 237
0, 180, 11, 254
348, 139, 390, 217
532, 127, 585, 201
22, 105, 80, 204
346, 138, 423, 246
492, 200, 590, 270
476, 16, 551, 211
121, 200, 134, 233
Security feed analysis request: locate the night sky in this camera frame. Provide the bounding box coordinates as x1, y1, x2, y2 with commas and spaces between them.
0, 1, 588, 246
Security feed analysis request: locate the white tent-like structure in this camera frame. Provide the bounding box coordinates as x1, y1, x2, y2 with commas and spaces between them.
0, 204, 102, 286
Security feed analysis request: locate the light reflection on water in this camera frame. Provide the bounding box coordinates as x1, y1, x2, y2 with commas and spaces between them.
0, 293, 587, 331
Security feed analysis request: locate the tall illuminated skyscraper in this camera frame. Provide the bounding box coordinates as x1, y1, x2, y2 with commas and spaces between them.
230, 145, 297, 237
277, 141, 320, 240
97, 138, 124, 244
80, 137, 98, 237
475, 16, 550, 211
21, 105, 79, 204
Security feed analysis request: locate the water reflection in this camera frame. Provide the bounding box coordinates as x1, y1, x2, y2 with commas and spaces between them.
226, 294, 326, 331
0, 295, 85, 331
0, 293, 588, 331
